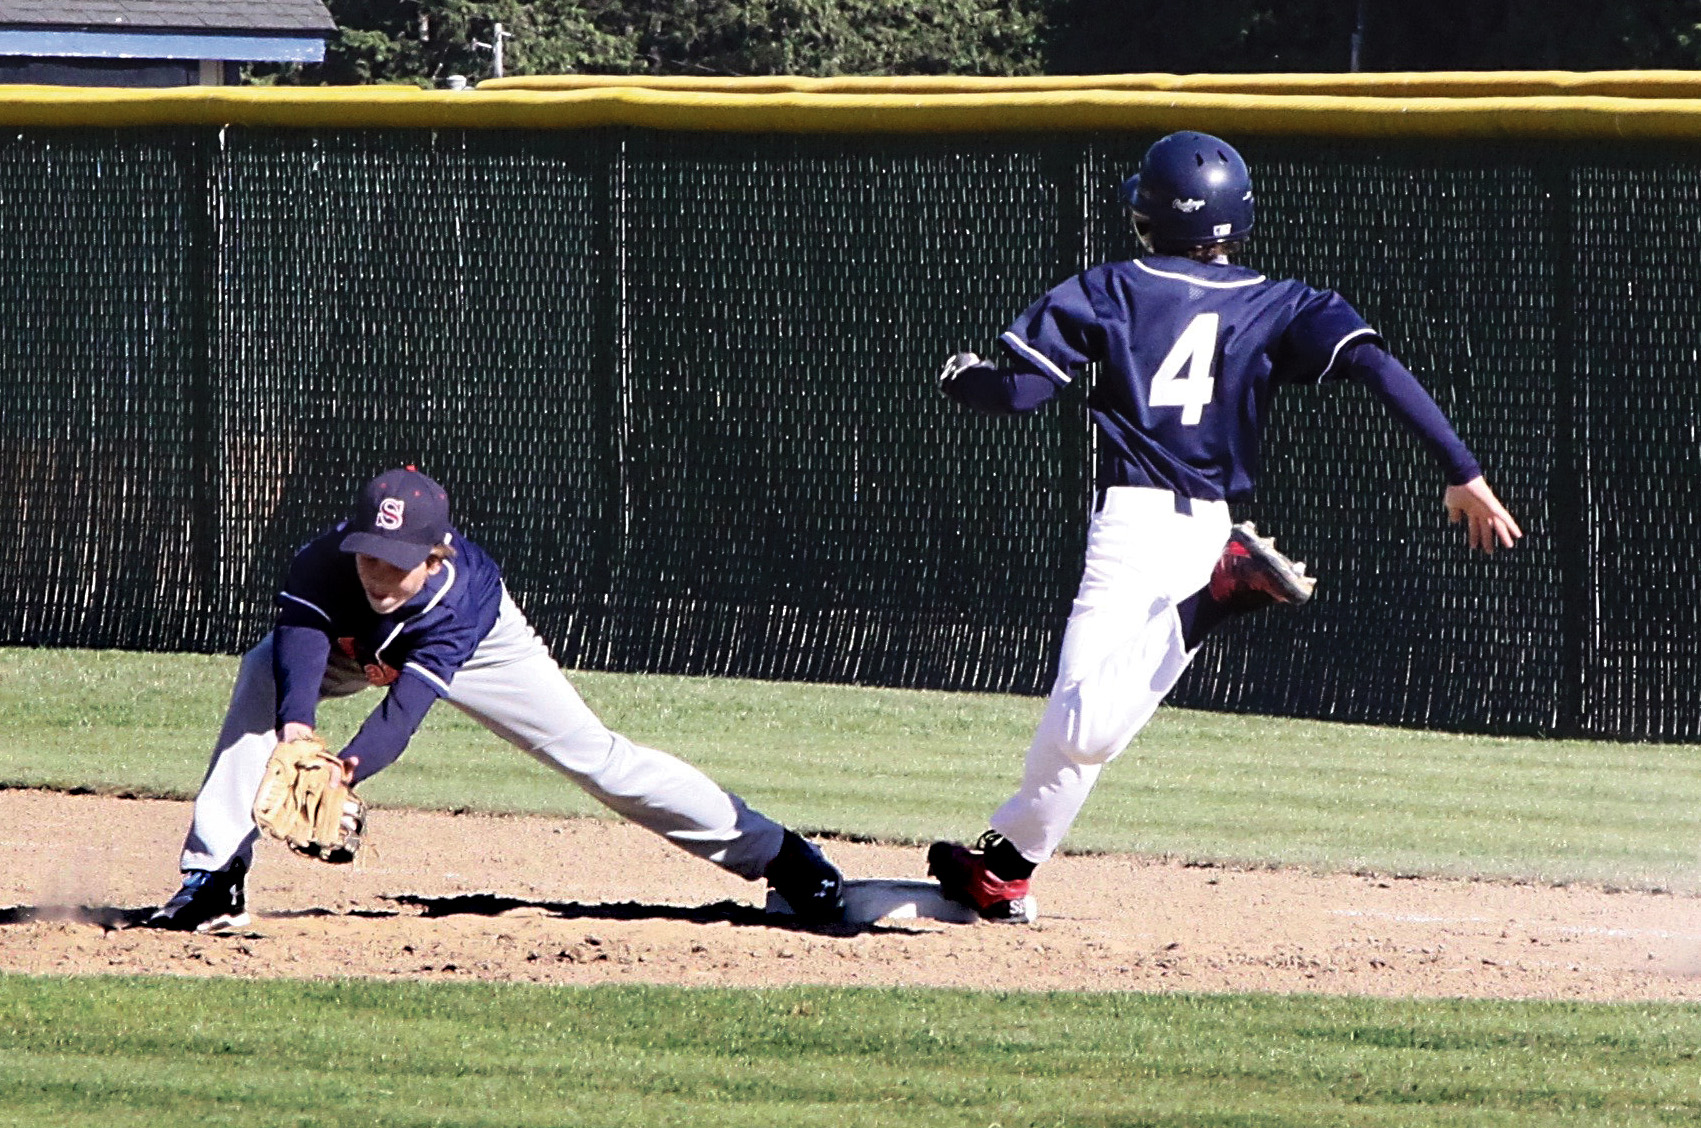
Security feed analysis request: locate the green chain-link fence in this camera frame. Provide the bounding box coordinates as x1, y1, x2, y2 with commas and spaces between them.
1, 126, 1693, 740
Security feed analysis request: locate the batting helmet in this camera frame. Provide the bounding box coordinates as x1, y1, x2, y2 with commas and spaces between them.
1119, 131, 1254, 253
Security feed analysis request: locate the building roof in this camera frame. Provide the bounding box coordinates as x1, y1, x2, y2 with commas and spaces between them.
0, 1, 335, 34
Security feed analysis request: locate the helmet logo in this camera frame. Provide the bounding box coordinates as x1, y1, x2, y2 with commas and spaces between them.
1212, 222, 1234, 237
1173, 198, 1206, 213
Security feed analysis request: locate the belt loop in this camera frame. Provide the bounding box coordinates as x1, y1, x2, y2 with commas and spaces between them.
1094, 488, 1108, 513
1173, 492, 1192, 517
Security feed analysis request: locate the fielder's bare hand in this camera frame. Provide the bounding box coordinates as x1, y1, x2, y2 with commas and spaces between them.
1444, 476, 1522, 555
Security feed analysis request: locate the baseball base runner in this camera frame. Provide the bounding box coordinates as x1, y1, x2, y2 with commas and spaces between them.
928, 130, 1523, 924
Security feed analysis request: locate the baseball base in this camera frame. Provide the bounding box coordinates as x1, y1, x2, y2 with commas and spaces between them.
767, 878, 981, 925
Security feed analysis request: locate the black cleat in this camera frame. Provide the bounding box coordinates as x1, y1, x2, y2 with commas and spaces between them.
146, 858, 250, 933
764, 831, 846, 924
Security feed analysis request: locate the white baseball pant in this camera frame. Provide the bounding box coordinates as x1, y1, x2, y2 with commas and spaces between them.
989, 486, 1231, 864
178, 589, 786, 879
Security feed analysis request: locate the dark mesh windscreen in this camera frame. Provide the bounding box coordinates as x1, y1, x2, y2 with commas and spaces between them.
204, 130, 617, 654
1568, 156, 1701, 740
0, 131, 208, 651
1157, 142, 1570, 735
603, 134, 1087, 691
0, 125, 1690, 739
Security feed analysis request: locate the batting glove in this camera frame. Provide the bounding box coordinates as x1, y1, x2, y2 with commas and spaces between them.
938, 351, 986, 388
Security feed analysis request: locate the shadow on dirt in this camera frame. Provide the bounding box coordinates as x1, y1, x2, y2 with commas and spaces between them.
390, 891, 770, 925
383, 892, 912, 935
263, 906, 403, 921
0, 896, 930, 937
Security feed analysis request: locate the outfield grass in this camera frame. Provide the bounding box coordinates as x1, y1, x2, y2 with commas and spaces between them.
1, 647, 1695, 891
0, 975, 1696, 1128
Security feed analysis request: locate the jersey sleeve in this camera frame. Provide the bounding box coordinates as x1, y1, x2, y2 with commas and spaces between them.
941, 361, 1064, 414
397, 616, 484, 698
276, 573, 336, 632
272, 542, 340, 729
1340, 340, 1483, 486
340, 674, 439, 783
995, 270, 1107, 387
339, 588, 497, 779
1273, 287, 1383, 385
272, 624, 330, 730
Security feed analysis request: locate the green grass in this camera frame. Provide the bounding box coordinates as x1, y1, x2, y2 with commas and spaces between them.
3, 649, 1701, 898
2, 647, 1698, 891
0, 976, 1696, 1127
2, 648, 1699, 1125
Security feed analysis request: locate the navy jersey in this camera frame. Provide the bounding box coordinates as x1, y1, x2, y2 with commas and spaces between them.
999, 255, 1379, 501
271, 523, 504, 777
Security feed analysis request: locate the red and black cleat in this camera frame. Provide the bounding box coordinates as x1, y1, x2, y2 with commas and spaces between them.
1208, 522, 1317, 613
927, 833, 1038, 924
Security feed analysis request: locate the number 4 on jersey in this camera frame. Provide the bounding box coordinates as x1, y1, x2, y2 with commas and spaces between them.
1148, 312, 1218, 425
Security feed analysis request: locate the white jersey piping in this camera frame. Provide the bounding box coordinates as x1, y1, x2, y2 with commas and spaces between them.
1134, 260, 1267, 288
279, 591, 331, 623
373, 560, 457, 668
402, 662, 451, 694
999, 331, 1072, 385
1319, 327, 1379, 382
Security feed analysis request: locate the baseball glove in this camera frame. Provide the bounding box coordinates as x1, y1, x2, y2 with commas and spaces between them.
252, 736, 365, 864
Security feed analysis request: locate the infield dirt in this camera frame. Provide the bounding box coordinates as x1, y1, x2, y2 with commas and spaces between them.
2, 789, 1696, 1000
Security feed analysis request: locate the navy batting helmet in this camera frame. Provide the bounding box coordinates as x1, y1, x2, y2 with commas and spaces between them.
1119, 131, 1254, 253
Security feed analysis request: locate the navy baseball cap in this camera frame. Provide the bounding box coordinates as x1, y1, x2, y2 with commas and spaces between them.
339, 467, 450, 570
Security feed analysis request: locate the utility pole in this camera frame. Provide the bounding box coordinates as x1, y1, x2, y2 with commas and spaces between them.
473, 21, 513, 79
1350, 0, 1368, 72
